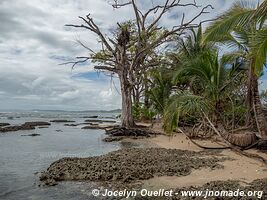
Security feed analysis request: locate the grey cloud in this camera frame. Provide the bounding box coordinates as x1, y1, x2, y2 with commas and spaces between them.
1, 0, 263, 111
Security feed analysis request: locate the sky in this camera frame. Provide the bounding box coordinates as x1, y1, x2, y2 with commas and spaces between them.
0, 0, 266, 111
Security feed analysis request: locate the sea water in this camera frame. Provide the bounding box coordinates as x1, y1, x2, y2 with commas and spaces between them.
0, 110, 121, 200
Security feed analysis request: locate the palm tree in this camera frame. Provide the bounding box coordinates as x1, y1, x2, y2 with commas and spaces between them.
163, 91, 210, 132
164, 26, 238, 131
147, 67, 172, 115
204, 0, 267, 138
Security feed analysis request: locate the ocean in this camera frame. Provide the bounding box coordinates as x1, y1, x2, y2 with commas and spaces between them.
0, 110, 122, 200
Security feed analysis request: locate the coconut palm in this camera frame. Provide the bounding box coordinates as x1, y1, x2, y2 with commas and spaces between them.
147, 67, 172, 115
204, 0, 267, 137
164, 26, 239, 132
163, 91, 210, 132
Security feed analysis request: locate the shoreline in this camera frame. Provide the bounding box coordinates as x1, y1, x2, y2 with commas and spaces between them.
39, 127, 267, 192
2, 118, 266, 189
1, 116, 266, 199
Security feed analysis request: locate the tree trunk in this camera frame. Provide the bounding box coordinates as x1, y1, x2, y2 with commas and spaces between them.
144, 74, 149, 109
120, 72, 135, 128
132, 86, 140, 106
245, 63, 253, 125
252, 74, 267, 139
246, 58, 267, 139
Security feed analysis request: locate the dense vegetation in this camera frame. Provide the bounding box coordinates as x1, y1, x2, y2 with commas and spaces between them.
68, 0, 267, 148
134, 1, 267, 140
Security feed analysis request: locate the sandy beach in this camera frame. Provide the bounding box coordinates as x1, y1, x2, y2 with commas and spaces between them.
140, 133, 267, 190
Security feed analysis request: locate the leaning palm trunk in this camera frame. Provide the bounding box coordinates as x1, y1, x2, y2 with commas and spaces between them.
246, 58, 267, 138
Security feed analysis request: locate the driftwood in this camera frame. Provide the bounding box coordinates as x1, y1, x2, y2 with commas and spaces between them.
190, 114, 259, 148
203, 115, 267, 165
178, 113, 267, 164
177, 128, 229, 150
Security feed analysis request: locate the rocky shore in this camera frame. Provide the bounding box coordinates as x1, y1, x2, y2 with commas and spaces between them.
0, 121, 51, 132
84, 119, 116, 123
40, 148, 228, 186
50, 119, 75, 123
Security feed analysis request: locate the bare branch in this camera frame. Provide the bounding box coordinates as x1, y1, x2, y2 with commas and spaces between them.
76, 39, 96, 55
111, 0, 131, 8
66, 14, 115, 55
60, 57, 90, 69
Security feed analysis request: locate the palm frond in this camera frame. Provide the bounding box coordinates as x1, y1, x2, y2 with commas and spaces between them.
220, 51, 245, 67
163, 92, 210, 133
204, 3, 254, 42
250, 29, 267, 75
252, 0, 267, 24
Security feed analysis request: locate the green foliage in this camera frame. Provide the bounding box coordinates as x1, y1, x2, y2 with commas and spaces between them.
204, 0, 267, 77
147, 67, 173, 115
223, 103, 248, 125
249, 29, 267, 75
163, 24, 248, 133
173, 26, 229, 105
204, 2, 254, 43
133, 103, 142, 120
132, 103, 156, 121
92, 51, 110, 62
252, 0, 267, 24
163, 91, 210, 133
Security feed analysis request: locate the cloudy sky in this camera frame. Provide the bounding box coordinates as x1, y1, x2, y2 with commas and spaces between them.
0, 0, 265, 111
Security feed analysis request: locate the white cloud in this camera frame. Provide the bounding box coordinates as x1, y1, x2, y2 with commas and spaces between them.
1, 0, 256, 111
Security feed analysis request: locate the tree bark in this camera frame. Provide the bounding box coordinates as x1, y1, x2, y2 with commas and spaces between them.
246, 58, 267, 138
144, 74, 150, 109
252, 74, 267, 139
120, 71, 135, 128
132, 86, 140, 106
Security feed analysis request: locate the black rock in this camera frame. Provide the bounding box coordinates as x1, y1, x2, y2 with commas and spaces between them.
84, 119, 116, 123
23, 121, 51, 126
21, 133, 41, 137
0, 123, 10, 127
38, 126, 49, 129
50, 120, 75, 123
0, 124, 35, 132
82, 116, 98, 118
64, 124, 79, 126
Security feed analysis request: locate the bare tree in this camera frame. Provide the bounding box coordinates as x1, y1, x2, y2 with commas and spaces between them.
65, 0, 213, 128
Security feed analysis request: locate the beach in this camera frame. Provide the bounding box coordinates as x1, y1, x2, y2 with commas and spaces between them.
1, 112, 266, 200
38, 121, 267, 199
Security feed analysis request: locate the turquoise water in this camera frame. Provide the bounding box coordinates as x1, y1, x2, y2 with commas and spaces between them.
0, 111, 121, 200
